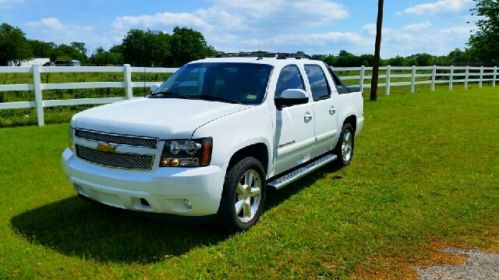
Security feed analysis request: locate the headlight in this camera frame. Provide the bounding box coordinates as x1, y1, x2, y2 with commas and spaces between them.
160, 138, 212, 167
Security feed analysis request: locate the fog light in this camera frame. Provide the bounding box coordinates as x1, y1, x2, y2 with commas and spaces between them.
179, 158, 199, 167
160, 158, 169, 167
183, 199, 192, 210
171, 158, 180, 167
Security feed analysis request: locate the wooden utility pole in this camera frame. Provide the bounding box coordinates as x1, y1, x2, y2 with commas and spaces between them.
370, 0, 384, 101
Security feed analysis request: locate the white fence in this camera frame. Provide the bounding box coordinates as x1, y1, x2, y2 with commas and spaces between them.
0, 64, 497, 126
336, 65, 497, 96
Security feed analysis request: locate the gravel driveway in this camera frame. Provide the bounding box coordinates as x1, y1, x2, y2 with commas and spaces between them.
416, 248, 499, 280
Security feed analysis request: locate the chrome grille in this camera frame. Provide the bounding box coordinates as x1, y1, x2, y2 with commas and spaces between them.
75, 129, 158, 148
76, 145, 154, 170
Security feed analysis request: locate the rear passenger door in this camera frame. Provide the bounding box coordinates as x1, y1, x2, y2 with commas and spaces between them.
304, 64, 339, 158
273, 65, 315, 175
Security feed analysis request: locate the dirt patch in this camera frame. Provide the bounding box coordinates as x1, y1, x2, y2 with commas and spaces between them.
352, 258, 418, 280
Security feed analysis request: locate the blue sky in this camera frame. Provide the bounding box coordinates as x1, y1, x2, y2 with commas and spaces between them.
0, 0, 475, 57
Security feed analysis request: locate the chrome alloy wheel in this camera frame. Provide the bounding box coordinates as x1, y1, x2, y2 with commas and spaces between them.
234, 169, 262, 223
341, 130, 353, 163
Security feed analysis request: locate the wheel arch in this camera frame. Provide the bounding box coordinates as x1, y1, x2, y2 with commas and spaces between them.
343, 115, 357, 133
227, 143, 270, 176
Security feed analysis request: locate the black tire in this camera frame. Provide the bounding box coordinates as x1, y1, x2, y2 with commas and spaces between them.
333, 123, 355, 167
218, 157, 266, 231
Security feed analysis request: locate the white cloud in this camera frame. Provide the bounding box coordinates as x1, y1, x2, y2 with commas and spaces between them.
440, 26, 470, 34
112, 0, 348, 32
214, 0, 280, 18
362, 24, 377, 36
113, 12, 208, 31
242, 32, 367, 47
109, 0, 351, 53
362, 21, 470, 57
402, 0, 471, 15
27, 17, 65, 30
403, 21, 432, 32
214, 0, 348, 22
24, 18, 112, 54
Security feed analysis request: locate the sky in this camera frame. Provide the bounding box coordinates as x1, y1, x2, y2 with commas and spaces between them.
0, 0, 476, 58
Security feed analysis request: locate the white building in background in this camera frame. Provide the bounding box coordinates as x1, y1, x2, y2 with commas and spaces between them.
8, 58, 50, 66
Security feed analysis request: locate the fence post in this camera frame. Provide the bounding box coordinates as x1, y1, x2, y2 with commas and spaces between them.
124, 64, 133, 99
479, 66, 484, 88
385, 65, 391, 96
464, 66, 469, 89
431, 65, 436, 92
359, 65, 365, 92
449, 65, 454, 90
32, 64, 44, 126
494, 66, 497, 88
411, 65, 416, 93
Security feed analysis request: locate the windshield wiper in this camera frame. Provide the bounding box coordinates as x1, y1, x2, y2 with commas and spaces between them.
149, 91, 188, 99
195, 95, 243, 104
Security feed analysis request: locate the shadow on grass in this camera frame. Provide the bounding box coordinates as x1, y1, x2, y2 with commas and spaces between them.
10, 164, 341, 264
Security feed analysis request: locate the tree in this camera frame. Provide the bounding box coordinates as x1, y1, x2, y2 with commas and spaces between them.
50, 42, 88, 63
170, 27, 215, 66
448, 48, 473, 66
386, 56, 406, 66
70, 42, 87, 57
468, 0, 499, 65
0, 23, 32, 65
90, 46, 123, 65
412, 53, 433, 66
359, 54, 375, 67
370, 0, 384, 101
122, 29, 171, 66
28, 40, 55, 58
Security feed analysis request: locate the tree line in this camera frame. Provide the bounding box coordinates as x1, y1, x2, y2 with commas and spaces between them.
0, 24, 215, 67
311, 48, 480, 67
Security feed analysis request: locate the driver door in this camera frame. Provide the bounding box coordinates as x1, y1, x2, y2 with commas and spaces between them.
273, 65, 315, 175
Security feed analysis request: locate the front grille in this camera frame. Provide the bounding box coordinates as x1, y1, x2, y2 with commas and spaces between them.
75, 129, 158, 148
76, 145, 154, 170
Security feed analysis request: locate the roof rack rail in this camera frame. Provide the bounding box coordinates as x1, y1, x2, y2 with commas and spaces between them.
211, 52, 312, 60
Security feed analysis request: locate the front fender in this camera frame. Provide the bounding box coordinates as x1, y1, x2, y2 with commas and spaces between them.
192, 105, 274, 176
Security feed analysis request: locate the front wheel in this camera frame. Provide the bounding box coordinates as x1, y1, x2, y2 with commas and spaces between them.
218, 157, 266, 231
334, 123, 355, 167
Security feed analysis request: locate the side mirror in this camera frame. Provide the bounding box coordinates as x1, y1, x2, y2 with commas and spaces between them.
150, 84, 161, 93
275, 89, 309, 108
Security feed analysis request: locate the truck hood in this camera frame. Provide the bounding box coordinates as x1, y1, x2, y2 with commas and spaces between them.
71, 98, 248, 139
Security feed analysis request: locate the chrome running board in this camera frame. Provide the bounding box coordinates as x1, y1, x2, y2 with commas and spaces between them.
267, 153, 337, 190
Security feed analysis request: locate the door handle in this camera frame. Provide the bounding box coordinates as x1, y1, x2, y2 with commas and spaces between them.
304, 112, 313, 122
329, 106, 336, 115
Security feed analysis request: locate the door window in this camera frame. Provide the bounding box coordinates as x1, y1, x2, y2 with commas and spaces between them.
305, 65, 331, 101
275, 65, 305, 97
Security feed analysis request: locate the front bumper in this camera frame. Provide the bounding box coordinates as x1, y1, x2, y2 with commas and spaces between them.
62, 148, 225, 216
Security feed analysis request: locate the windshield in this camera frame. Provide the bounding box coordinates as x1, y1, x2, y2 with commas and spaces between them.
151, 63, 273, 105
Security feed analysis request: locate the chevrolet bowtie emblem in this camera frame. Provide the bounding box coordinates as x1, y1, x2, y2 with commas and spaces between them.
96, 142, 117, 153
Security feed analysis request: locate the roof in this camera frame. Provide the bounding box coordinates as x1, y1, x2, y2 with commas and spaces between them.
192, 55, 323, 67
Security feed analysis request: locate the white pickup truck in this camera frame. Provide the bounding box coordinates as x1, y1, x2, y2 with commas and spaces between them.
62, 54, 364, 230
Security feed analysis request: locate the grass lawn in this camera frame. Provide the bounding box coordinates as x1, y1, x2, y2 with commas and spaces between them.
0, 86, 497, 279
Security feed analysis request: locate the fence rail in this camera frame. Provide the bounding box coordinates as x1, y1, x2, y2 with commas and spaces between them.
0, 64, 497, 126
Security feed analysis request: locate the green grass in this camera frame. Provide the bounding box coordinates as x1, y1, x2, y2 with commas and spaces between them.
0, 86, 498, 279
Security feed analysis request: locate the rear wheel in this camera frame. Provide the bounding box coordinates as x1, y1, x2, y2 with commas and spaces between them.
218, 157, 266, 231
334, 123, 355, 167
